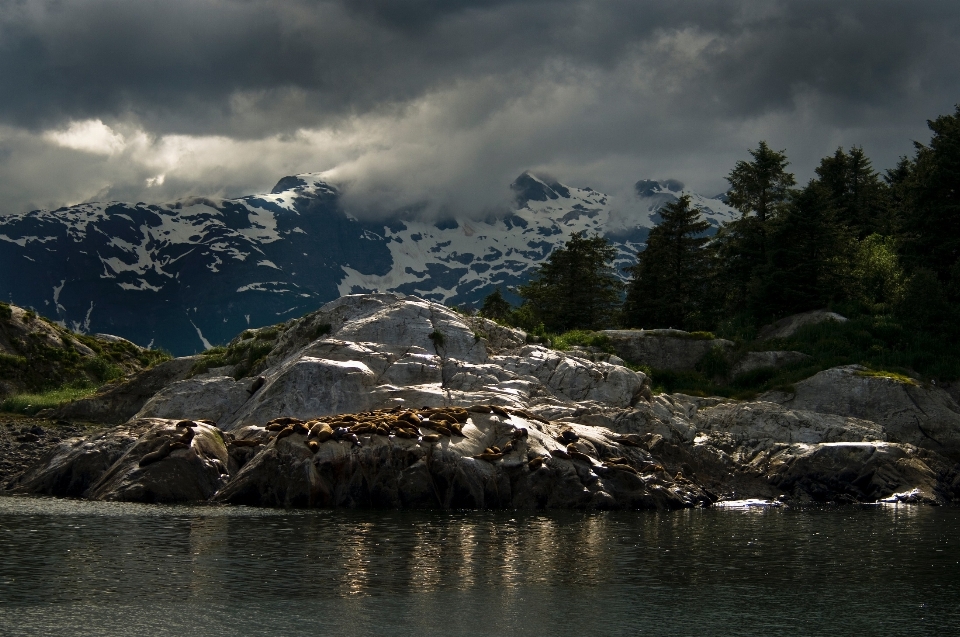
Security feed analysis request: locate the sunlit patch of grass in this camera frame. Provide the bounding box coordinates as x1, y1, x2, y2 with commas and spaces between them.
855, 369, 918, 385
0, 385, 99, 415
550, 330, 614, 352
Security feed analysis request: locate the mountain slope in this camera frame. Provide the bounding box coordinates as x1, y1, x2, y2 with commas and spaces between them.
0, 173, 736, 354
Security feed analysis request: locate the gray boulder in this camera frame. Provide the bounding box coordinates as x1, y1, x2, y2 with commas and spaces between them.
730, 350, 811, 377
10, 420, 153, 497
757, 310, 848, 341
764, 365, 960, 459
86, 420, 230, 502
600, 329, 733, 372
136, 375, 256, 424
10, 419, 231, 503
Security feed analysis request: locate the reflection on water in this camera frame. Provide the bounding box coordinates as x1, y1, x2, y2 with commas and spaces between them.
0, 498, 957, 636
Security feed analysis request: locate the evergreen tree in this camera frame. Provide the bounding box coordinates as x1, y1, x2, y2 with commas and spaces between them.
478, 287, 512, 321
712, 141, 796, 316
814, 146, 890, 238
624, 195, 711, 329
515, 232, 623, 332
901, 105, 960, 282
755, 181, 854, 320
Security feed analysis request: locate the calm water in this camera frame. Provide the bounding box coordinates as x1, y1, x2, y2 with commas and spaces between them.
0, 498, 957, 637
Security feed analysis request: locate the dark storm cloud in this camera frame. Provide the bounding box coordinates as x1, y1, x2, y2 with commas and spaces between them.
0, 0, 958, 214
3, 0, 951, 134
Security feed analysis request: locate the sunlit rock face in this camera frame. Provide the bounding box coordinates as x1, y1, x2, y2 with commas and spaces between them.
12, 294, 960, 509
762, 365, 960, 460
0, 174, 737, 355
132, 293, 650, 428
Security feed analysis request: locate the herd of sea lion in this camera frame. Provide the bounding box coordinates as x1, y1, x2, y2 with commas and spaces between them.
138, 419, 217, 467
220, 404, 659, 479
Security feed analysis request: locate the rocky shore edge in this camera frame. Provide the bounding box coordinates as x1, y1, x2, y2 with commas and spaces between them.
4, 293, 960, 509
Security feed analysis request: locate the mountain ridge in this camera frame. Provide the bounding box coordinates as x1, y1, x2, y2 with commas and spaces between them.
0, 172, 736, 355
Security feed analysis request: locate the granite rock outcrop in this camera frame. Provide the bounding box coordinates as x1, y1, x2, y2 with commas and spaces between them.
9, 294, 960, 508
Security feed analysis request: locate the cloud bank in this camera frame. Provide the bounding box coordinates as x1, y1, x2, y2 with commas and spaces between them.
0, 0, 957, 216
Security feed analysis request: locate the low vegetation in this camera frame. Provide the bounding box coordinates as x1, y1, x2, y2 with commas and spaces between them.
0, 385, 101, 415
0, 302, 171, 414
190, 321, 292, 379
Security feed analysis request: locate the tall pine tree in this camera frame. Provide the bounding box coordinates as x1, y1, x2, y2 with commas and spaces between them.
515, 232, 623, 332
901, 105, 960, 281
814, 146, 890, 238
624, 195, 711, 329
713, 141, 796, 318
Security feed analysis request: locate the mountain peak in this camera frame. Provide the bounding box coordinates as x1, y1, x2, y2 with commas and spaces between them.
510, 172, 571, 207
634, 179, 685, 198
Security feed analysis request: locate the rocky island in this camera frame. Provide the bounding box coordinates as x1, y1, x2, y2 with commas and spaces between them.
4, 293, 958, 509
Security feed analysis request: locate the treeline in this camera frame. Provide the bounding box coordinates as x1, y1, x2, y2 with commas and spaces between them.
481, 105, 960, 357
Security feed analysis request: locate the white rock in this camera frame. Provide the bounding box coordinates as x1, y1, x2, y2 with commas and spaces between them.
136, 376, 252, 423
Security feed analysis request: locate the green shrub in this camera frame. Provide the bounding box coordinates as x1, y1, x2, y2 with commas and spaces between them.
0, 303, 11, 320
84, 356, 124, 383
696, 345, 731, 378
429, 330, 445, 347
313, 323, 332, 339
551, 330, 615, 352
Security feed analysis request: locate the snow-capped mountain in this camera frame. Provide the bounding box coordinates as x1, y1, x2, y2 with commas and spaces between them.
0, 173, 736, 355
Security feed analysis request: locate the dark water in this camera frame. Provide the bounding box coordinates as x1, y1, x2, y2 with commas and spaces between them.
0, 498, 957, 637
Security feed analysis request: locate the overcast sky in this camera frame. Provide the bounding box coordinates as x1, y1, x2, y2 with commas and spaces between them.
1, 0, 957, 217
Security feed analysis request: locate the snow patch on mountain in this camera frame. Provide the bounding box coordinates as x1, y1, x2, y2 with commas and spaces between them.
0, 170, 737, 354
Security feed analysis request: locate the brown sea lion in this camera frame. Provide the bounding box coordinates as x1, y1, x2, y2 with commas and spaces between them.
611, 434, 644, 447
421, 434, 441, 443
275, 426, 296, 440
489, 405, 511, 417
509, 409, 549, 424
473, 452, 503, 462
139, 441, 172, 467
550, 448, 570, 459
265, 423, 287, 432
292, 422, 310, 435
266, 416, 304, 427
311, 423, 334, 442
178, 427, 196, 444
568, 449, 592, 463
247, 376, 266, 395
605, 463, 639, 475
175, 420, 194, 428
399, 412, 421, 426
467, 404, 493, 413
528, 457, 543, 470
196, 419, 217, 427
306, 440, 320, 453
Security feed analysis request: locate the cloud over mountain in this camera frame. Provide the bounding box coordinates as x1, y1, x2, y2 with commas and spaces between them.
1, 0, 958, 216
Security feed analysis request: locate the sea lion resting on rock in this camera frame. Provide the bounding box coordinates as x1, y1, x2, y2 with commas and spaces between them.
139, 441, 172, 467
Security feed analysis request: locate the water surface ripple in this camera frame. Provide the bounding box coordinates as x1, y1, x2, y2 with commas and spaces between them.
0, 498, 957, 636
